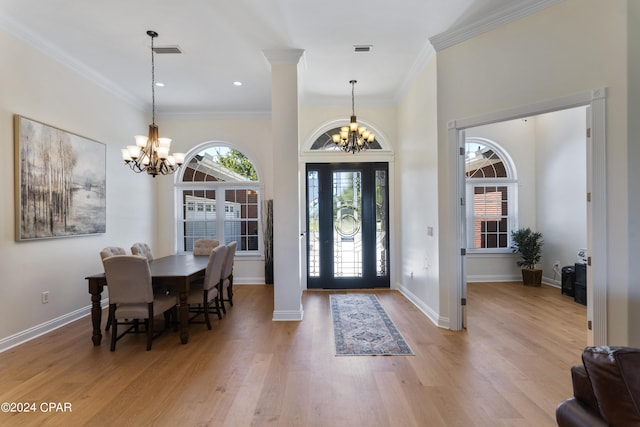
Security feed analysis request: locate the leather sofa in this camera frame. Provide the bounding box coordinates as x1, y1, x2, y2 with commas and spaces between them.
556, 346, 640, 426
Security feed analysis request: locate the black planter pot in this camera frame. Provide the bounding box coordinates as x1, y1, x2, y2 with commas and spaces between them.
521, 268, 542, 287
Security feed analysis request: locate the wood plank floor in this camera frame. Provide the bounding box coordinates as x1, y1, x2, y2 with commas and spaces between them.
0, 282, 586, 426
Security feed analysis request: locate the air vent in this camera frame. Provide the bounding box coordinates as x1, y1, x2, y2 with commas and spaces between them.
153, 46, 182, 54
354, 45, 372, 53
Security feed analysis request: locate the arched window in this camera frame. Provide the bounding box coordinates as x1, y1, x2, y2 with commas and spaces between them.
310, 127, 383, 151
176, 145, 260, 254
465, 138, 517, 250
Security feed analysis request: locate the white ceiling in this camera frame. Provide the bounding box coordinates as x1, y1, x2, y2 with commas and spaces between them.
0, 0, 554, 116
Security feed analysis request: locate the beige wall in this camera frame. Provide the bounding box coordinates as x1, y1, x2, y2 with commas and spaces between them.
435, 0, 632, 344
0, 29, 155, 344
629, 0, 640, 345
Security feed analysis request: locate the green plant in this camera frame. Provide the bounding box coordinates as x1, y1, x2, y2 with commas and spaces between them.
511, 227, 543, 269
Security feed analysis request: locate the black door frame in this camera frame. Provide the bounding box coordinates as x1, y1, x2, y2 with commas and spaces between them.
306, 162, 389, 289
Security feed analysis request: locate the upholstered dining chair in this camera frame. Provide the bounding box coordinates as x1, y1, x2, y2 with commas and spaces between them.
100, 246, 127, 331
219, 241, 238, 313
100, 246, 127, 260
193, 239, 220, 256
102, 255, 177, 351
131, 242, 153, 261
187, 245, 227, 330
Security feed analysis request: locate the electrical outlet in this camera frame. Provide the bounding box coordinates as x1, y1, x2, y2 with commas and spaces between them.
41, 291, 49, 304
553, 261, 560, 269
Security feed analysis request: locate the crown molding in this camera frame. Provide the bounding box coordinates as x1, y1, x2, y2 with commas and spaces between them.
394, 41, 436, 103
158, 110, 272, 120
0, 14, 144, 110
429, 0, 563, 52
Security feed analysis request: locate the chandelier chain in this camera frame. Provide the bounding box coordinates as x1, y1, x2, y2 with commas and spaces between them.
351, 80, 355, 116
151, 32, 156, 125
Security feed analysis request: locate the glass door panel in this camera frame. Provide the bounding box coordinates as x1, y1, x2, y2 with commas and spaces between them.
307, 170, 320, 277
333, 171, 363, 277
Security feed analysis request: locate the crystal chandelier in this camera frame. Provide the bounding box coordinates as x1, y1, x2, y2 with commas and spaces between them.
121, 30, 185, 177
332, 80, 375, 154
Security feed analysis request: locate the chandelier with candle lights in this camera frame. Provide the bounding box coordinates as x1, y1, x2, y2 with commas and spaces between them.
332, 80, 375, 154
121, 30, 185, 177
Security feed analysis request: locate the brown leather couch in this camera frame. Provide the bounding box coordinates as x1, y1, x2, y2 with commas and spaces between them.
556, 346, 640, 426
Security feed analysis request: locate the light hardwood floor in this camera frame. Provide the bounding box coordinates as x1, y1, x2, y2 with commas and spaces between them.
0, 282, 586, 426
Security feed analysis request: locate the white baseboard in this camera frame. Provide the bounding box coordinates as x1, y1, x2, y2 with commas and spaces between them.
0, 298, 108, 353
467, 274, 521, 282
396, 284, 449, 329
234, 277, 266, 285
272, 308, 304, 321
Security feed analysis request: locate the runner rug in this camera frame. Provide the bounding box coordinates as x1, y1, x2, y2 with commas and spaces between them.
330, 294, 414, 356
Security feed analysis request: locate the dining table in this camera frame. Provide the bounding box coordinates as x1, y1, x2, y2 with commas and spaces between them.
85, 253, 209, 346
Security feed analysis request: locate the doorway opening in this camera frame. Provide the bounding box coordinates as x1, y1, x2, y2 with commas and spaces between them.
449, 88, 607, 345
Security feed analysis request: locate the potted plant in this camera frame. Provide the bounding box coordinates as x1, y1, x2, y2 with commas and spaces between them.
511, 227, 544, 286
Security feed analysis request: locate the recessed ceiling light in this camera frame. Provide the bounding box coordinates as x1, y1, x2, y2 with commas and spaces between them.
155, 82, 165, 87
233, 81, 242, 86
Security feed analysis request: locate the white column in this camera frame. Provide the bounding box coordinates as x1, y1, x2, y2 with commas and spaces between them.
264, 49, 304, 321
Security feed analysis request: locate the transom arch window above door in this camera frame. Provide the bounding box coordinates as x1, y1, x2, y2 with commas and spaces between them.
176, 145, 260, 254
309, 126, 384, 151
465, 138, 517, 251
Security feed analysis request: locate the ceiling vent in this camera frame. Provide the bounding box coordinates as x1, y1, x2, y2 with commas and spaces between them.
152, 46, 182, 54
353, 45, 372, 53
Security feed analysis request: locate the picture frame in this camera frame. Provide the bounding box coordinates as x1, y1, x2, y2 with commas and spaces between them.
14, 115, 106, 241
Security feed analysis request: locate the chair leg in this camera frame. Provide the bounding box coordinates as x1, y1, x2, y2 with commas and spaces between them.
218, 281, 227, 315
105, 312, 113, 331
109, 305, 117, 352
146, 303, 154, 351
203, 290, 212, 330
214, 296, 222, 320
227, 281, 233, 307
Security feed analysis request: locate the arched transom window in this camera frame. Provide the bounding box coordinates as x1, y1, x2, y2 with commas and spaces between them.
176, 145, 260, 254
465, 138, 517, 250
310, 127, 383, 151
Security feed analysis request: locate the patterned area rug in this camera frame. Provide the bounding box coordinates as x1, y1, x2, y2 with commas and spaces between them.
330, 294, 414, 356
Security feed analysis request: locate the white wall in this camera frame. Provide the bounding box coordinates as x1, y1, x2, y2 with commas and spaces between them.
436, 0, 631, 344
535, 107, 587, 285
0, 29, 155, 347
395, 55, 441, 324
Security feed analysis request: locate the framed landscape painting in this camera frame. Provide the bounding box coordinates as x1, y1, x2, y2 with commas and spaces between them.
14, 115, 106, 240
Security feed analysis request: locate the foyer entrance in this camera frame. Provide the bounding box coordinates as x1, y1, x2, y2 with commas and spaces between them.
306, 163, 389, 289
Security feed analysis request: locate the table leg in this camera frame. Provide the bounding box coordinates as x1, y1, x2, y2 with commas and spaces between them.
90, 282, 103, 346
179, 289, 189, 344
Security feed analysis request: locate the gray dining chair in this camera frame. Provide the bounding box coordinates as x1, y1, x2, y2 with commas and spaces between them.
193, 239, 220, 256
219, 241, 238, 313
100, 246, 126, 259
100, 246, 127, 331
102, 255, 177, 351
187, 245, 227, 330
131, 242, 153, 261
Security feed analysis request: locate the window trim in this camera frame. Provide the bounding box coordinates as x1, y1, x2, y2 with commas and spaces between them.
175, 142, 262, 255
465, 138, 518, 253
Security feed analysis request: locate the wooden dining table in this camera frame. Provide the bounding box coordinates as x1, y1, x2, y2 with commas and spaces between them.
85, 254, 209, 346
